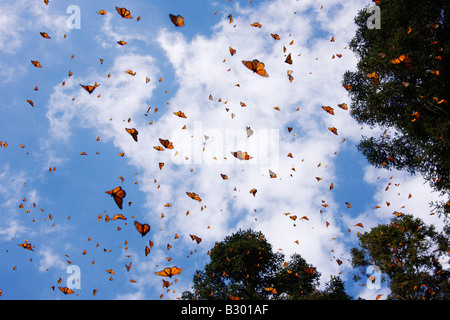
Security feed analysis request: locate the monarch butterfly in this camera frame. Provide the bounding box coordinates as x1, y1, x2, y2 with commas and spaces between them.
154, 266, 184, 278
169, 14, 184, 27
125, 262, 132, 272
250, 188, 257, 197
337, 103, 348, 110
40, 32, 51, 39
173, 110, 187, 118
58, 287, 75, 295
18, 242, 34, 251
250, 22, 262, 28
271, 33, 280, 40
264, 287, 277, 294
390, 54, 413, 70
115, 6, 132, 19
285, 53, 292, 64
159, 138, 174, 149
186, 192, 202, 202
328, 127, 338, 135
134, 220, 150, 237
229, 46, 236, 56
190, 234, 202, 244
97, 10, 107, 15
117, 40, 127, 46
342, 84, 352, 91
111, 214, 127, 221
269, 169, 277, 178
125, 128, 138, 142
80, 83, 99, 94
367, 72, 380, 84
31, 60, 42, 68
145, 245, 151, 256
105, 186, 126, 210
321, 106, 335, 115
242, 59, 269, 77
231, 150, 253, 160
304, 267, 317, 275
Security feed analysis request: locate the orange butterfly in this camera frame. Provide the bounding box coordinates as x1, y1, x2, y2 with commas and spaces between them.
264, 287, 277, 294
285, 53, 292, 64
97, 10, 107, 15
390, 54, 413, 70
58, 287, 75, 295
242, 59, 269, 77
80, 83, 99, 94
271, 33, 280, 40
134, 220, 150, 237
117, 40, 127, 46
186, 192, 202, 202
342, 84, 352, 91
231, 150, 253, 160
115, 6, 132, 19
169, 14, 184, 27
125, 128, 138, 142
229, 46, 236, 56
18, 242, 34, 251
105, 186, 126, 210
31, 60, 42, 68
367, 72, 380, 84
304, 267, 317, 275
159, 138, 174, 149
328, 127, 338, 135
321, 106, 335, 115
337, 103, 348, 110
40, 32, 51, 39
111, 214, 127, 221
190, 234, 202, 244
154, 266, 184, 278
173, 110, 187, 118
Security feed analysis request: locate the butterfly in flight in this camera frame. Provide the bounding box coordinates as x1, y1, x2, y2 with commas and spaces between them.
116, 6, 132, 19
242, 59, 269, 77
186, 192, 202, 202
105, 186, 126, 209
125, 128, 138, 142
169, 14, 184, 27
80, 83, 99, 94
134, 220, 150, 237
154, 266, 184, 278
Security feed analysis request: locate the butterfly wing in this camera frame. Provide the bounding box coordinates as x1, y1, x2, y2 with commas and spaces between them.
255, 61, 269, 77
169, 14, 184, 27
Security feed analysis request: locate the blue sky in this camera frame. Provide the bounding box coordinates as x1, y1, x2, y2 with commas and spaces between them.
0, 0, 446, 300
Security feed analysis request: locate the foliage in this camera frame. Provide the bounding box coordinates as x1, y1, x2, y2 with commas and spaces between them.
351, 214, 450, 300
343, 0, 450, 218
181, 229, 352, 300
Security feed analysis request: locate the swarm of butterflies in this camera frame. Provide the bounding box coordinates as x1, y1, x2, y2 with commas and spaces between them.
2, 0, 425, 301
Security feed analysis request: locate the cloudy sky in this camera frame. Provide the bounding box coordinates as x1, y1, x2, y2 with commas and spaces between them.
0, 0, 445, 300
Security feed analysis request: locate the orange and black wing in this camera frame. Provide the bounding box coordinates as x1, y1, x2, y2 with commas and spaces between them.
134, 220, 150, 237
169, 14, 184, 27
125, 128, 138, 142
116, 6, 132, 19
105, 186, 126, 209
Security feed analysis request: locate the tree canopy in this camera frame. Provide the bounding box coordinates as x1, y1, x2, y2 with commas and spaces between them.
181, 229, 351, 300
342, 0, 450, 218
351, 214, 450, 300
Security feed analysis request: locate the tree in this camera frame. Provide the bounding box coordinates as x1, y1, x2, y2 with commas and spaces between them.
350, 214, 450, 300
181, 229, 284, 300
181, 229, 352, 300
342, 0, 450, 218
